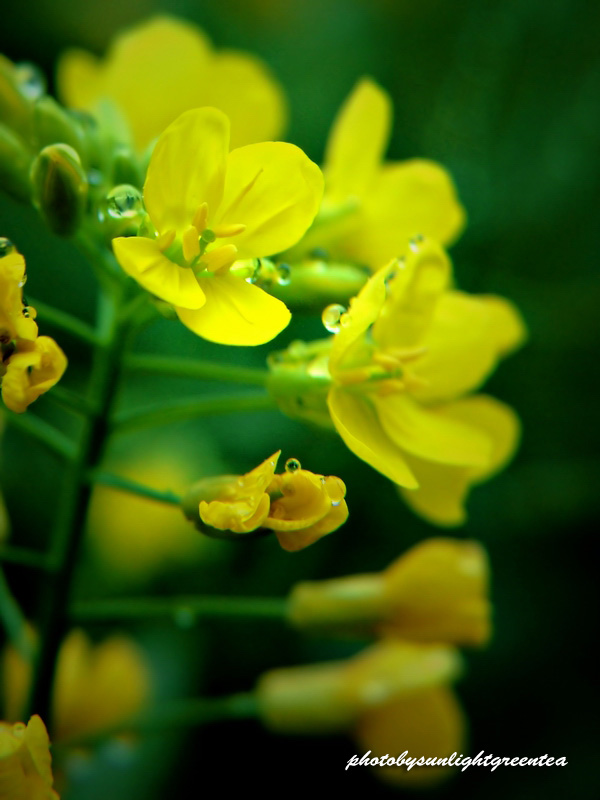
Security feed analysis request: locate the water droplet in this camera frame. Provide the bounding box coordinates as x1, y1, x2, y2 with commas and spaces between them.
310, 247, 329, 260
18, 275, 27, 288
322, 304, 347, 333
174, 607, 196, 628
0, 238, 16, 258
331, 500, 341, 507
16, 62, 46, 99
285, 457, 301, 473
320, 476, 326, 485
276, 263, 291, 286
408, 238, 420, 253
87, 169, 103, 187
106, 184, 144, 219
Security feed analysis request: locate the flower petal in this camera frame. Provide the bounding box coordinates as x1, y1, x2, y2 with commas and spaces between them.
324, 77, 392, 201
113, 236, 206, 309
327, 387, 418, 488
56, 48, 103, 111
214, 142, 323, 258
176, 273, 291, 345
399, 395, 521, 525
410, 292, 527, 403
144, 107, 229, 234
373, 393, 492, 468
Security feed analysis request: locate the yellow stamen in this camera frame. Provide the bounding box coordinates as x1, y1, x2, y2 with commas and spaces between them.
157, 229, 176, 251
377, 379, 406, 396
193, 202, 209, 233
182, 226, 201, 262
202, 244, 238, 273
211, 223, 247, 239
372, 352, 402, 371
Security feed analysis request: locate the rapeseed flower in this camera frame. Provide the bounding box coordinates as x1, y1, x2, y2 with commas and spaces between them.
0, 716, 58, 800
113, 107, 323, 345
290, 78, 465, 269
256, 639, 465, 787
183, 451, 348, 551
269, 237, 526, 525
288, 538, 491, 644
1, 244, 66, 413
57, 15, 286, 151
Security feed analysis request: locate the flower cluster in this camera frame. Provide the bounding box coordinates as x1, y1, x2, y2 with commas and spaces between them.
183, 451, 348, 552
0, 241, 66, 413
0, 715, 58, 800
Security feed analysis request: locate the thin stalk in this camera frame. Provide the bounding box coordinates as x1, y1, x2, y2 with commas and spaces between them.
4, 411, 77, 460
111, 393, 278, 434
27, 297, 98, 345
0, 566, 35, 658
45, 384, 98, 416
71, 594, 289, 623
124, 353, 269, 387
89, 470, 182, 506
0, 545, 52, 571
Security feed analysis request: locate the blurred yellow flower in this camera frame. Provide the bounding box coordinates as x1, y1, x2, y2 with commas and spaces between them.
1, 244, 66, 414
113, 107, 323, 345
185, 451, 348, 551
271, 236, 525, 525
292, 78, 465, 269
0, 715, 58, 800
57, 15, 287, 151
289, 538, 491, 644
256, 640, 465, 787
3, 629, 151, 744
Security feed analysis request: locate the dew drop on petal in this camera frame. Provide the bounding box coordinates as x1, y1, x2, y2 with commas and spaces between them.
0, 238, 16, 258
285, 457, 301, 473
322, 304, 347, 333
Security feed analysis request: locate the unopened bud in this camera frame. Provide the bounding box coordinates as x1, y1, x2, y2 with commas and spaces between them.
0, 123, 32, 201
32, 96, 86, 159
30, 144, 88, 235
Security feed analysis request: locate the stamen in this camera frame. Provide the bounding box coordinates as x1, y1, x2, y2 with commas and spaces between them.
157, 229, 176, 251
202, 244, 238, 273
211, 223, 247, 239
193, 202, 209, 232
182, 226, 201, 262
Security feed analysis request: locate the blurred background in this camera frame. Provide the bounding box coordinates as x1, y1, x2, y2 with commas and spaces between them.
1, 0, 598, 797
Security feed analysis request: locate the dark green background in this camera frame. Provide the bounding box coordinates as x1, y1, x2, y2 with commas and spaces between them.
1, 0, 598, 797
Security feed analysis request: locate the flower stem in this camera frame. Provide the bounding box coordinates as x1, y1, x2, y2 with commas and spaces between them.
89, 469, 182, 506
70, 594, 289, 623
27, 297, 98, 345
111, 393, 278, 434
0, 545, 52, 571
0, 566, 34, 659
124, 353, 269, 386
4, 411, 77, 460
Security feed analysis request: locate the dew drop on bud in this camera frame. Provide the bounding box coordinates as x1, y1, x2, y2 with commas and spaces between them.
322, 303, 347, 333
106, 184, 144, 219
285, 457, 301, 473
16, 62, 46, 99
0, 238, 16, 258
276, 263, 291, 286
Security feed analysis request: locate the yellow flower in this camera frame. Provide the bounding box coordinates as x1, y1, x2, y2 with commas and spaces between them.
256, 640, 465, 787
270, 237, 526, 525
0, 716, 58, 800
57, 15, 287, 152
292, 78, 465, 269
1, 244, 67, 414
113, 107, 323, 345
288, 538, 491, 645
2, 629, 151, 744
184, 451, 348, 551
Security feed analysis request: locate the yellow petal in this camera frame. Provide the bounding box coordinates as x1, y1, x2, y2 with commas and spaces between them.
56, 48, 103, 112
400, 395, 521, 525
341, 159, 466, 268
409, 291, 527, 403
176, 273, 290, 345
112, 236, 206, 309
144, 107, 229, 234
1, 338, 67, 414
355, 687, 465, 787
203, 51, 287, 148
373, 393, 492, 467
327, 387, 418, 488
324, 77, 391, 200
214, 142, 323, 258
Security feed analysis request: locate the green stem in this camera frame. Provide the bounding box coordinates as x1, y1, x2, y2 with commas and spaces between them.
27, 297, 98, 345
56, 692, 258, 749
45, 384, 98, 416
27, 286, 127, 720
124, 353, 269, 387
0, 545, 52, 571
0, 566, 35, 659
4, 411, 77, 460
111, 393, 278, 434
89, 470, 182, 506
71, 594, 288, 623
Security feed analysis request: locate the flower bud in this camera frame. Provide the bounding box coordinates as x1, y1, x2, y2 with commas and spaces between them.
30, 143, 88, 235
0, 55, 33, 139
0, 124, 32, 201
269, 258, 369, 310
288, 538, 491, 645
32, 96, 86, 158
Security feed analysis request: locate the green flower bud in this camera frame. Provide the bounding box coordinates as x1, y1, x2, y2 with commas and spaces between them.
30, 143, 88, 236
32, 97, 86, 160
0, 123, 32, 201
0, 55, 33, 139
111, 147, 143, 188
